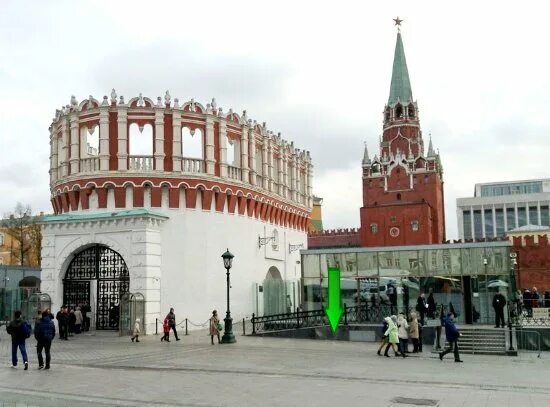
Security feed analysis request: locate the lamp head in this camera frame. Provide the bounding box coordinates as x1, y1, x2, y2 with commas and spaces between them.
221, 248, 234, 269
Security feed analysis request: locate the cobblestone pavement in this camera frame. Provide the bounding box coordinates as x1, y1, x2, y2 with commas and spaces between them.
0, 328, 549, 406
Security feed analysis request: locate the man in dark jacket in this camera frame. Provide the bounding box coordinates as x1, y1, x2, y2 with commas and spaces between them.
35, 310, 56, 370
56, 306, 68, 340
416, 293, 428, 326
492, 290, 506, 328
6, 310, 29, 370
439, 313, 463, 363
166, 308, 180, 341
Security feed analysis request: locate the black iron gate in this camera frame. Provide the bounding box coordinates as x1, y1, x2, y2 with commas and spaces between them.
63, 245, 130, 330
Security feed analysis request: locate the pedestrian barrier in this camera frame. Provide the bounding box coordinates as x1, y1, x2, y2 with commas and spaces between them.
516, 329, 542, 358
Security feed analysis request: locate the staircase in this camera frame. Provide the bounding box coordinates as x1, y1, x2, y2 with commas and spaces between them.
435, 327, 512, 356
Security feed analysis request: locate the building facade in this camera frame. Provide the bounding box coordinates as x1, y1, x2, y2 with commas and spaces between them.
40, 92, 313, 333
302, 241, 514, 325
360, 28, 445, 247
456, 179, 550, 240
0, 224, 41, 267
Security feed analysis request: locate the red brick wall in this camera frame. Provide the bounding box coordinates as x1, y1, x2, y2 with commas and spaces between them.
308, 229, 361, 249
513, 235, 550, 292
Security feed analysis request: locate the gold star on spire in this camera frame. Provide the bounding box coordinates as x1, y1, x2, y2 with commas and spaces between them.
393, 16, 403, 28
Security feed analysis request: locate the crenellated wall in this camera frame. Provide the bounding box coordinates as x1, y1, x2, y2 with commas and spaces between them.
512, 235, 550, 292
49, 91, 313, 230
308, 228, 361, 249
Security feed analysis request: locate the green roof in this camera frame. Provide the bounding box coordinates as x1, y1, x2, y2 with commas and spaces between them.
42, 209, 168, 223
388, 32, 413, 107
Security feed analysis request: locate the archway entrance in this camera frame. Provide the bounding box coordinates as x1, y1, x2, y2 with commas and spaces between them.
263, 266, 286, 315
63, 245, 130, 330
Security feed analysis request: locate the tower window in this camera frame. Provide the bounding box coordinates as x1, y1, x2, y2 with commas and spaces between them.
390, 216, 397, 223
408, 104, 415, 118
395, 104, 403, 118
370, 223, 378, 234
397, 193, 401, 200
411, 220, 419, 232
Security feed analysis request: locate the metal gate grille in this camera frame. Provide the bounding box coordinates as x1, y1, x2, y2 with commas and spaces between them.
63, 245, 130, 330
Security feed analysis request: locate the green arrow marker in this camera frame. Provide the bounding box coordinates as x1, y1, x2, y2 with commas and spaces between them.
325, 267, 343, 334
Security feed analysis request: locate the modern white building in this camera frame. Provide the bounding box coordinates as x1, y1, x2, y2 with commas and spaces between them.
40, 91, 313, 334
456, 179, 550, 240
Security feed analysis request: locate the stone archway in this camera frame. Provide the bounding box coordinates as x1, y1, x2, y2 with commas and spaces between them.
63, 245, 130, 330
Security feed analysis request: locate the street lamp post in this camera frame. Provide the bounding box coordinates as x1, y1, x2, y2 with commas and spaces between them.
221, 249, 236, 344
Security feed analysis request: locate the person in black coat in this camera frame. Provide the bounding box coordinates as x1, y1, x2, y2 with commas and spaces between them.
492, 290, 506, 328
427, 289, 436, 319
416, 293, 428, 326
56, 306, 68, 340
35, 311, 56, 370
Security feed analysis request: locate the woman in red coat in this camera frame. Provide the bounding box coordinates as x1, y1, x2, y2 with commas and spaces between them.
161, 318, 170, 342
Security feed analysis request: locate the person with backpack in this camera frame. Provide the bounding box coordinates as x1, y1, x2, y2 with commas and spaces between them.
35, 310, 56, 370
439, 312, 463, 363
6, 310, 31, 370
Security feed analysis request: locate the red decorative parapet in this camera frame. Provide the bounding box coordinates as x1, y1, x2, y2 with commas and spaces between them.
307, 228, 361, 249
512, 235, 550, 293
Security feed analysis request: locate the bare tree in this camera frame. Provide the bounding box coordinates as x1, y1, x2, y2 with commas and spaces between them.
1, 203, 42, 266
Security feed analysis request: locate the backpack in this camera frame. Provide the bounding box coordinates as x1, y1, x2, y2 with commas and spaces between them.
21, 321, 32, 338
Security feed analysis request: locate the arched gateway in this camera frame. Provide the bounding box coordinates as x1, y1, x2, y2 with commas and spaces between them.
63, 245, 130, 330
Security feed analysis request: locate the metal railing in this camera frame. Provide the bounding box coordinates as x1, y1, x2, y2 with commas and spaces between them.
515, 329, 542, 357
508, 301, 550, 327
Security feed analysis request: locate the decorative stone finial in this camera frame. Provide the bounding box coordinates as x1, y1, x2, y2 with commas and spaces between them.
157, 96, 163, 107
137, 93, 144, 107
164, 90, 171, 106
102, 95, 109, 106
174, 98, 180, 108
206, 103, 212, 114
111, 89, 117, 104
211, 98, 217, 110
190, 98, 196, 112
70, 95, 78, 106
119, 95, 125, 104
218, 107, 223, 116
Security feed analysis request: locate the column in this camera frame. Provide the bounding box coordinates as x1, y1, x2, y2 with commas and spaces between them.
69, 114, 79, 175
278, 152, 284, 196
60, 119, 69, 177
480, 205, 486, 238
99, 106, 110, 171
502, 204, 508, 233
493, 204, 497, 237
79, 127, 88, 159
154, 107, 165, 171
49, 127, 57, 184
267, 137, 274, 192
537, 201, 542, 225
240, 125, 249, 183
172, 109, 182, 172
262, 136, 269, 190
117, 105, 128, 170
205, 115, 215, 175
470, 206, 474, 239
249, 130, 257, 185
282, 152, 288, 198
526, 202, 530, 225
218, 117, 228, 178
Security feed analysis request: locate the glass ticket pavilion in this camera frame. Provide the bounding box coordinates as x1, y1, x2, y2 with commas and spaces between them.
301, 241, 515, 325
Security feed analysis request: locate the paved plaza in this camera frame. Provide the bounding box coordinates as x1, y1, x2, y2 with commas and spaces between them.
0, 328, 549, 407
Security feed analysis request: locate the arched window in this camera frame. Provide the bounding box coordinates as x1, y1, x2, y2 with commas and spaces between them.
182, 127, 203, 159
226, 135, 236, 165
128, 123, 153, 155
85, 125, 99, 156
408, 103, 415, 118
397, 193, 401, 200
395, 104, 403, 118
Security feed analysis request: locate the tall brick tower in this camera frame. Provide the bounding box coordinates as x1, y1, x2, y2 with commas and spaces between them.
360, 20, 445, 247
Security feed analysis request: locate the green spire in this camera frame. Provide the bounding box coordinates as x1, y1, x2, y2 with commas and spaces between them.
388, 32, 413, 107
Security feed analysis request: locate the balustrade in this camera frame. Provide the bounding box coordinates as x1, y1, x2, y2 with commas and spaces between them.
129, 155, 154, 172
80, 157, 100, 173
256, 174, 263, 186
181, 158, 204, 173
227, 165, 242, 180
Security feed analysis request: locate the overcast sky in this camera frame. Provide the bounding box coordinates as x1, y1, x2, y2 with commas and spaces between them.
1, 1, 549, 239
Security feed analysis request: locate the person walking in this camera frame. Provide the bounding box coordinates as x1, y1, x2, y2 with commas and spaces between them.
166, 308, 180, 341
416, 293, 428, 326
35, 310, 56, 370
376, 317, 390, 356
492, 289, 506, 328
81, 303, 91, 332
161, 317, 170, 342
384, 315, 406, 358
409, 311, 420, 353
209, 310, 221, 345
397, 313, 409, 354
6, 310, 31, 370
74, 306, 83, 334
439, 312, 463, 363
130, 318, 141, 342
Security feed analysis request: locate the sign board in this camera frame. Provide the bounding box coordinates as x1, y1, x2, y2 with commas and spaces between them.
532, 308, 550, 320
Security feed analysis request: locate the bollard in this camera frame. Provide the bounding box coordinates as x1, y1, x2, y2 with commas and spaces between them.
156, 318, 158, 335
252, 313, 256, 334
344, 303, 348, 325
242, 318, 245, 336
296, 306, 300, 328
185, 318, 189, 336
